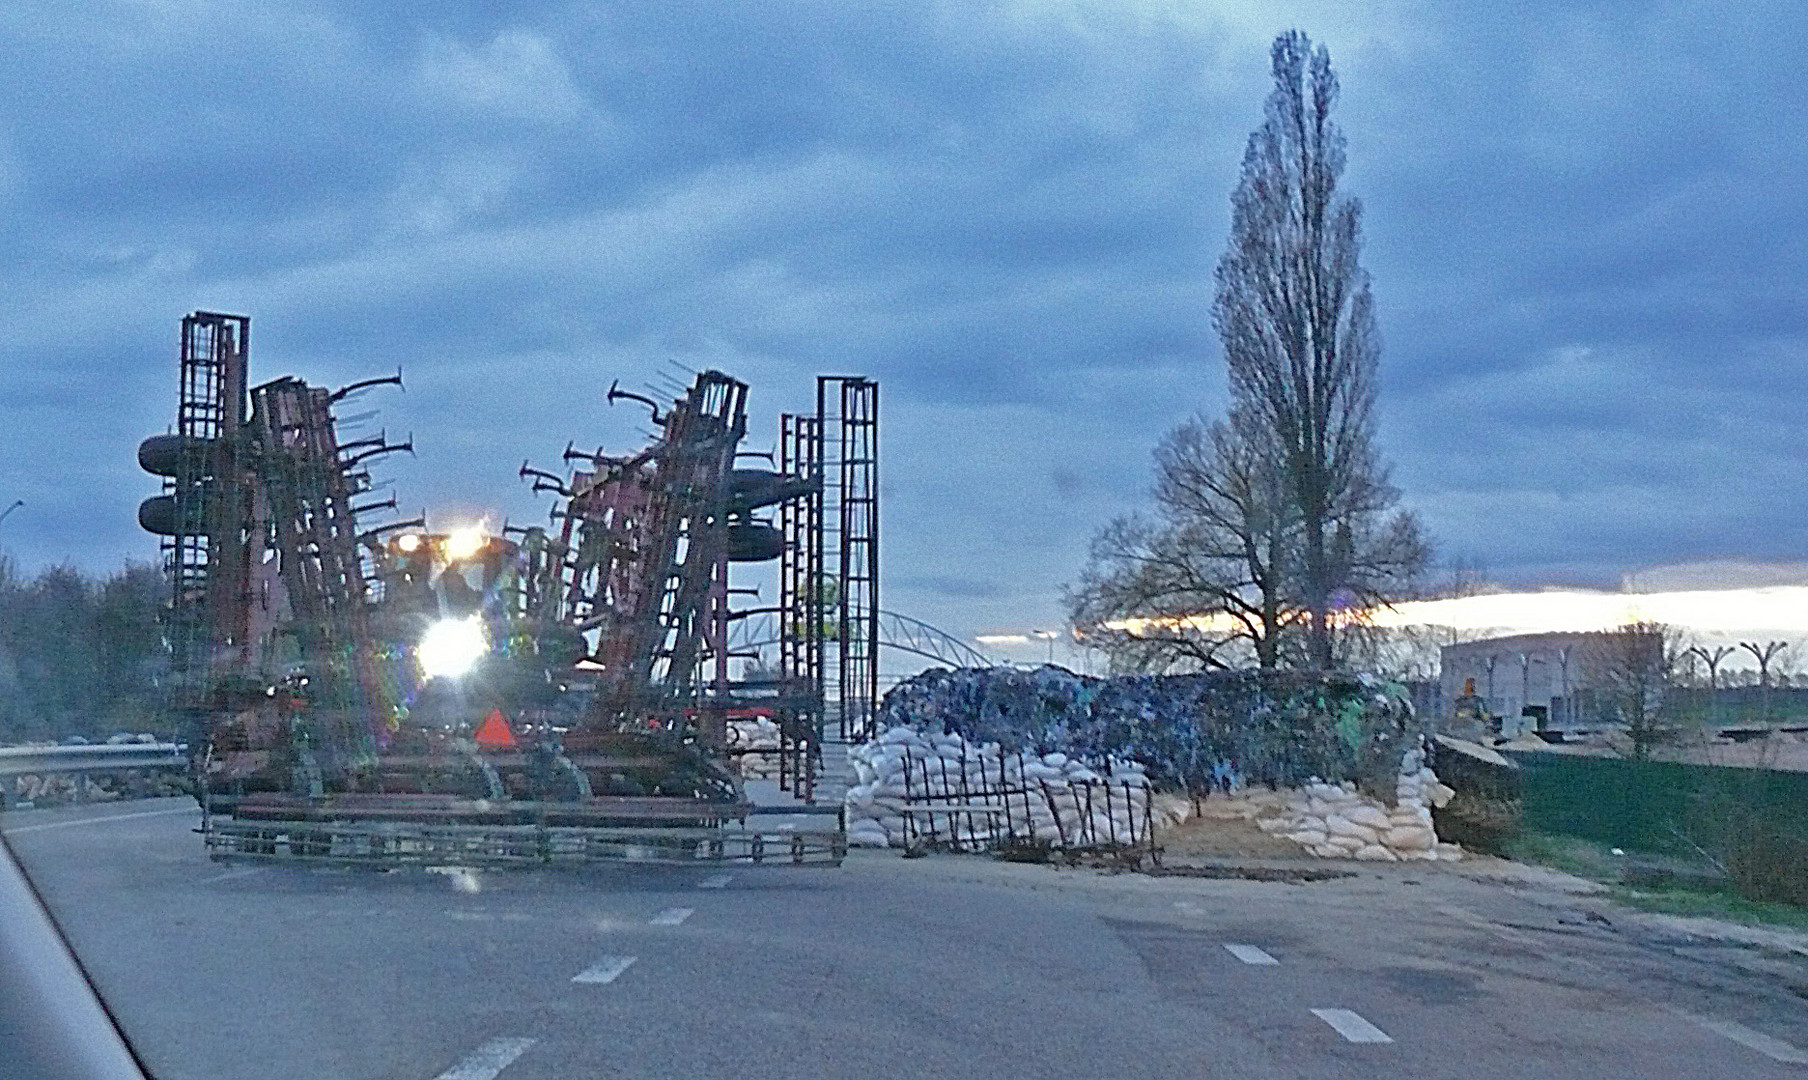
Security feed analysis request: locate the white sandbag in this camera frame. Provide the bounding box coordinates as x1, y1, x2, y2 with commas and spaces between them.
1324, 815, 1376, 842
1384, 825, 1436, 851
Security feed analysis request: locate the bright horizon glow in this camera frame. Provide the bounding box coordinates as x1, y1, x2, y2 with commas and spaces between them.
1097, 584, 1808, 639
418, 616, 487, 679
1376, 586, 1808, 634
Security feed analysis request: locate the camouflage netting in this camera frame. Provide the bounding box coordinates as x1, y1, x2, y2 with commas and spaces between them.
878, 666, 1424, 804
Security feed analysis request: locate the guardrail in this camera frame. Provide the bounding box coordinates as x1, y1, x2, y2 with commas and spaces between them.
0, 743, 190, 809
0, 743, 188, 778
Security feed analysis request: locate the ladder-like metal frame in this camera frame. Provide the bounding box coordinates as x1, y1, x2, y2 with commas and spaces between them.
817, 377, 880, 742
165, 312, 249, 714
778, 413, 824, 797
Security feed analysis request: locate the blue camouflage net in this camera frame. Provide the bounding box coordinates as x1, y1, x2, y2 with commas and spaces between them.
879, 666, 1423, 802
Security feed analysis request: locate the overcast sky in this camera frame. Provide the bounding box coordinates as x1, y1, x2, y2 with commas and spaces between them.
3, 1, 1807, 646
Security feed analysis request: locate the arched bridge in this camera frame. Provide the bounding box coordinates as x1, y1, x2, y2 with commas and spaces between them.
726, 609, 994, 671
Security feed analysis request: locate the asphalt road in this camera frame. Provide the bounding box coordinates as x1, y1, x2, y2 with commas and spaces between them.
4, 797, 1806, 1080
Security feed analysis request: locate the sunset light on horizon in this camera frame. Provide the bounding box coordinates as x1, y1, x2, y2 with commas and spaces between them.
1095, 584, 1808, 641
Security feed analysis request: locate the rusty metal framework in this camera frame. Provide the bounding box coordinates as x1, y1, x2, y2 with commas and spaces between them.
248, 376, 404, 763
142, 312, 870, 864
143, 312, 414, 789
775, 412, 823, 797
158, 313, 250, 715
819, 377, 880, 741
544, 373, 750, 731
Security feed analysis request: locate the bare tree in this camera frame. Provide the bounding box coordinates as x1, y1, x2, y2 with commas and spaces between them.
1212, 30, 1427, 668
1067, 411, 1302, 672
1586, 621, 1683, 760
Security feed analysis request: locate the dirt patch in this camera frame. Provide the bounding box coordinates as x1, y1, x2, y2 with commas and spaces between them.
1156, 814, 1312, 860
1143, 863, 1354, 883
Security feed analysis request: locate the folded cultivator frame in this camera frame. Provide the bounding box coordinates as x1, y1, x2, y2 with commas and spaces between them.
141, 312, 874, 866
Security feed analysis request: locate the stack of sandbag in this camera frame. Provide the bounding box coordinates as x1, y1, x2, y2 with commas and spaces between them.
842, 725, 1151, 850
1237, 748, 1461, 861
726, 717, 783, 778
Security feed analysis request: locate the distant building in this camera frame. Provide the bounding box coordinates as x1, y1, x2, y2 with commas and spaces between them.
1438, 632, 1595, 737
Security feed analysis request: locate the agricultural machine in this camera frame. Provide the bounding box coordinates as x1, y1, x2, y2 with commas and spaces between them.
138, 311, 878, 865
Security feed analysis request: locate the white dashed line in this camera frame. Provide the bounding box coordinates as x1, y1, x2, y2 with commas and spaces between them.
697, 873, 732, 889
431, 1036, 536, 1080
572, 956, 637, 984
1, 807, 197, 835
1672, 1009, 1808, 1065
1224, 943, 1279, 965
650, 906, 694, 926
1310, 1008, 1394, 1044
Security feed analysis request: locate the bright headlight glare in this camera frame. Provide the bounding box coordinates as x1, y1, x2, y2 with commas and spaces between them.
418, 617, 487, 679
445, 525, 486, 561
395, 533, 421, 553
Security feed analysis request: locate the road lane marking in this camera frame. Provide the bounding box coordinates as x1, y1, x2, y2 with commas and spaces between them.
199, 866, 263, 885
1224, 944, 1278, 965
697, 873, 731, 889
432, 1037, 535, 1080
572, 956, 637, 984
1, 807, 197, 835
1672, 1009, 1808, 1065
650, 906, 693, 926
1310, 1008, 1393, 1044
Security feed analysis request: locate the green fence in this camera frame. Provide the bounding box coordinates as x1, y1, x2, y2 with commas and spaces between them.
1505, 750, 1808, 854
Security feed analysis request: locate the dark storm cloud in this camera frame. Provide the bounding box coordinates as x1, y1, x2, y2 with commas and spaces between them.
2, 1, 1806, 641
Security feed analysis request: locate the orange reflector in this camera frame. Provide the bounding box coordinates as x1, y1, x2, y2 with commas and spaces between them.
474, 708, 516, 749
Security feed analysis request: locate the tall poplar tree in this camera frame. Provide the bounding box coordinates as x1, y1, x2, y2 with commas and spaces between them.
1212, 30, 1426, 668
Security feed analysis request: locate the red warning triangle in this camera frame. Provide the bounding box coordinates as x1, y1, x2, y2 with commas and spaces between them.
474, 708, 516, 749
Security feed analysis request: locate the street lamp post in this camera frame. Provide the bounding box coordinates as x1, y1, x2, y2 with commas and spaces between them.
0, 500, 22, 569
1556, 646, 1573, 729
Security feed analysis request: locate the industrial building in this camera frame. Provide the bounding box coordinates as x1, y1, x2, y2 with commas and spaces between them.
1438, 631, 1595, 738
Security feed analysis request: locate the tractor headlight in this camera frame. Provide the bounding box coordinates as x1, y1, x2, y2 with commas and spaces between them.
418, 616, 487, 679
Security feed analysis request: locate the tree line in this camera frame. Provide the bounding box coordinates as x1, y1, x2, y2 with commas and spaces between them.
0, 558, 169, 744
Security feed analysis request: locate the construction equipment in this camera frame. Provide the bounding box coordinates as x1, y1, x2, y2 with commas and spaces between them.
139, 312, 864, 865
